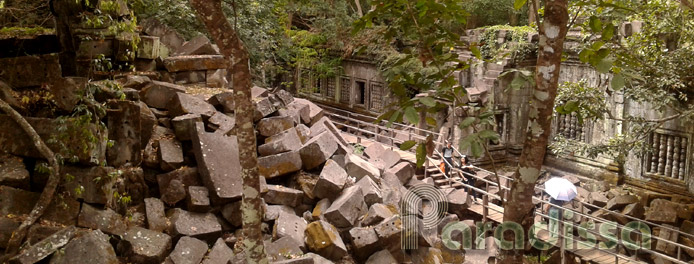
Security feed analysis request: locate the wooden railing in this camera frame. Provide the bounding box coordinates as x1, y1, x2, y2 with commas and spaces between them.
318, 102, 694, 264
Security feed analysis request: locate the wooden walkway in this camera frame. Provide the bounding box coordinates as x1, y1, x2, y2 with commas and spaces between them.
319, 104, 686, 264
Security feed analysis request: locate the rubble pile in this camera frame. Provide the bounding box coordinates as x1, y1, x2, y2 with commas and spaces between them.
0, 59, 456, 262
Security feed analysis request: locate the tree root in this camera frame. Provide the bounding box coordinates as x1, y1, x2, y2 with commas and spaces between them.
0, 95, 61, 260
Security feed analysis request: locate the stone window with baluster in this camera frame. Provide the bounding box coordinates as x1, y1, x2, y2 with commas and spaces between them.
555, 112, 590, 143
644, 131, 689, 181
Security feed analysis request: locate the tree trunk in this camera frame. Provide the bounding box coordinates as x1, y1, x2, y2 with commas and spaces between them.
0, 96, 60, 260
51, 0, 82, 76
188, 1, 267, 263
499, 0, 569, 263
528, 0, 540, 26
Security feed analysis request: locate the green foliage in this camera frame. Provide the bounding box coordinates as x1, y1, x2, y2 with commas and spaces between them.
400, 140, 417, 150
0, 27, 54, 37
355, 0, 469, 126
352, 143, 366, 155
466, 0, 528, 27
554, 81, 609, 122
478, 25, 536, 63
549, 0, 694, 160
131, 0, 204, 39
458, 106, 500, 158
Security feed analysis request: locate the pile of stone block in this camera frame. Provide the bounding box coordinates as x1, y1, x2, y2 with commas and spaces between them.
0, 69, 448, 263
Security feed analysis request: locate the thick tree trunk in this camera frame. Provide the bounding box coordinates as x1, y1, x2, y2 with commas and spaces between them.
499, 0, 569, 263
0, 97, 60, 260
189, 1, 267, 263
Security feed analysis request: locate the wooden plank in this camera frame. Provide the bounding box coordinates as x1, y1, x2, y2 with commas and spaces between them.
591, 254, 616, 264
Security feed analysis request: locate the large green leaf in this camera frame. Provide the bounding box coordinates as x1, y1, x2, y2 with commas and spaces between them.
610, 74, 625, 90
460, 116, 476, 128
478, 129, 500, 142
514, 0, 528, 10
470, 140, 483, 158
404, 106, 419, 125
596, 57, 613, 74
388, 110, 401, 127
426, 116, 437, 127
470, 45, 481, 59
578, 49, 592, 63
589, 16, 603, 33
564, 100, 580, 113
416, 143, 426, 168
601, 24, 615, 41
400, 140, 417, 150
419, 97, 436, 107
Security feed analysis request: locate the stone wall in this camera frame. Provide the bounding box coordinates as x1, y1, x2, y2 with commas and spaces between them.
456, 24, 694, 195
297, 59, 389, 116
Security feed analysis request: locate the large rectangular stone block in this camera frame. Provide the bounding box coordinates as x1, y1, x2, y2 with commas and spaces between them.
140, 81, 186, 109
313, 159, 348, 200
191, 123, 242, 202
258, 128, 302, 156
258, 151, 302, 179
264, 185, 303, 207
324, 185, 367, 228
305, 220, 347, 260
137, 36, 160, 59
163, 55, 226, 72
299, 131, 338, 170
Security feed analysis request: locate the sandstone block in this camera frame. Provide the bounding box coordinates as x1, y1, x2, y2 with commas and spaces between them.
159, 137, 184, 171
356, 176, 383, 207
202, 238, 235, 264
304, 220, 347, 260
49, 230, 118, 264
264, 185, 303, 207
166, 236, 208, 264
299, 131, 338, 170
258, 116, 295, 137
9, 226, 76, 264
273, 212, 307, 250
349, 227, 380, 259
145, 198, 168, 232
259, 128, 303, 156
168, 208, 222, 240
120, 226, 172, 264
192, 123, 243, 202
345, 154, 380, 182
77, 203, 127, 236
386, 162, 415, 185
254, 97, 277, 121
258, 151, 302, 179
140, 81, 186, 109
163, 55, 226, 72
207, 92, 235, 113
312, 159, 348, 200
646, 199, 678, 224
362, 203, 395, 226
171, 114, 202, 140
170, 92, 217, 118
174, 34, 218, 56
324, 185, 367, 228
0, 153, 29, 189
186, 186, 211, 212
207, 69, 228, 88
